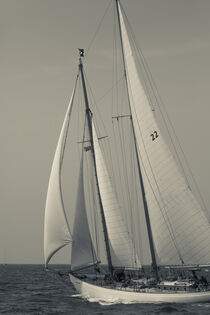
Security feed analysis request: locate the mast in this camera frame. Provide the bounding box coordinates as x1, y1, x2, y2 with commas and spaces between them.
115, 0, 159, 279
78, 53, 114, 276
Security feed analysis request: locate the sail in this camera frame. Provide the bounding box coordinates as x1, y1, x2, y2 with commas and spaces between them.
92, 121, 141, 268
44, 83, 77, 266
118, 2, 210, 265
71, 151, 97, 271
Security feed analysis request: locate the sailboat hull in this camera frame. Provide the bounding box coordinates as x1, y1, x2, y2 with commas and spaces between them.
70, 274, 210, 304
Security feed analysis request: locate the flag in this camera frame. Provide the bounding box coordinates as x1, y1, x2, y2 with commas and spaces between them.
79, 48, 84, 57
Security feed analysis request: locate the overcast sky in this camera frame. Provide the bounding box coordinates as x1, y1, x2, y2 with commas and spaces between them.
1, 0, 210, 264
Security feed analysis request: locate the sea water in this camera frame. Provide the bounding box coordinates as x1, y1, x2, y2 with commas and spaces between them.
0, 264, 210, 314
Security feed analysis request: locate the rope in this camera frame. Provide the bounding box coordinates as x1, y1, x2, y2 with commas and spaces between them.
86, 0, 112, 57
83, 70, 119, 204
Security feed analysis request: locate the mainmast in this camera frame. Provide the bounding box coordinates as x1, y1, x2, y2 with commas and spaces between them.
115, 0, 159, 280
78, 51, 114, 277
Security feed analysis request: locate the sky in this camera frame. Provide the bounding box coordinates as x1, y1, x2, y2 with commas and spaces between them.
1, 0, 210, 264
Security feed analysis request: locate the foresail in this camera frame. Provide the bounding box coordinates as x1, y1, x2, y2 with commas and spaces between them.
44, 82, 77, 266
118, 2, 210, 265
71, 151, 97, 271
92, 121, 141, 268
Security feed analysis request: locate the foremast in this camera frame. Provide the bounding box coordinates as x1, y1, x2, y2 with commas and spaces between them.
115, 0, 159, 280
78, 53, 114, 277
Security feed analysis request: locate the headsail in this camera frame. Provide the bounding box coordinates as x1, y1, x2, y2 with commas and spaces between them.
71, 150, 97, 271
44, 80, 77, 266
118, 1, 210, 265
92, 121, 141, 268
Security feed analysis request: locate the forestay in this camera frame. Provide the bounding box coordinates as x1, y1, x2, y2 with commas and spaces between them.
118, 2, 210, 265
44, 83, 77, 266
92, 121, 141, 268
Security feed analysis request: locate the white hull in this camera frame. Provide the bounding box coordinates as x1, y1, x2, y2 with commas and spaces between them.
70, 274, 210, 304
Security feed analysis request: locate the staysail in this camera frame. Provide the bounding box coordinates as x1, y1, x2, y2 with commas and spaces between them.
118, 2, 210, 265
44, 81, 77, 266
71, 150, 97, 271
92, 121, 141, 268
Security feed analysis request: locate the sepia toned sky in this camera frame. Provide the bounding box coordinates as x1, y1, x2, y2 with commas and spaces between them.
1, 0, 210, 264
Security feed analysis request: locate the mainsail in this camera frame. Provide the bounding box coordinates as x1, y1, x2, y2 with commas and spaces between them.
118, 2, 210, 265
92, 121, 141, 268
44, 82, 77, 266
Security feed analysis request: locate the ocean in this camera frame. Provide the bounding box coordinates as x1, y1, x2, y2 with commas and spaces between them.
0, 264, 210, 314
